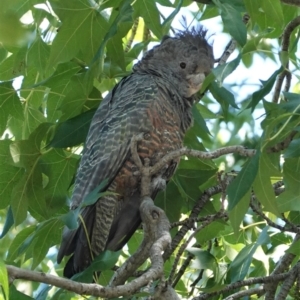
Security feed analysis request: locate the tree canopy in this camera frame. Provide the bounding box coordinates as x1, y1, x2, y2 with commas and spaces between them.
0, 0, 300, 299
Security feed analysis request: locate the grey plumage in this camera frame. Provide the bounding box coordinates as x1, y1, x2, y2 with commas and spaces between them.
57, 26, 214, 278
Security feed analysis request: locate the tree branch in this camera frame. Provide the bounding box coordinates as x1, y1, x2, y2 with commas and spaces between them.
264, 233, 300, 299
192, 270, 293, 299
150, 146, 255, 176
7, 197, 172, 298
272, 15, 300, 103
275, 262, 300, 300
193, 0, 300, 6
168, 211, 227, 284
163, 173, 235, 262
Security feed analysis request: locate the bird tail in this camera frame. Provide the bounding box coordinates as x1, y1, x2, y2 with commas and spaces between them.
57, 204, 97, 278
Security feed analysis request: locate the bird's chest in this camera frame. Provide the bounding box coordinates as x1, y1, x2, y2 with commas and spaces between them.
139, 99, 183, 163
113, 100, 184, 198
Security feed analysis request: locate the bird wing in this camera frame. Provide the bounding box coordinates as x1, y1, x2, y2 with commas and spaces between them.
57, 73, 159, 272
71, 73, 156, 209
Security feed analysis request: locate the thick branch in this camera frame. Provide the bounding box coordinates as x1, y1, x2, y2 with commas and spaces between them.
7, 198, 171, 298
7, 265, 149, 298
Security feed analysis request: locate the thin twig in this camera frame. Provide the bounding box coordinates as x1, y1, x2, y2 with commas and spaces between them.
275, 262, 300, 300
168, 211, 227, 283
192, 269, 294, 299
267, 131, 298, 153
264, 233, 300, 299
150, 146, 255, 176
163, 174, 235, 262
272, 15, 300, 103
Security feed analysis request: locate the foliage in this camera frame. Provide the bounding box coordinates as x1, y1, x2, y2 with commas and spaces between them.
0, 0, 300, 299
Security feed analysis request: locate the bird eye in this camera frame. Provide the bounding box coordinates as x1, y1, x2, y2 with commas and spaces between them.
180, 62, 186, 69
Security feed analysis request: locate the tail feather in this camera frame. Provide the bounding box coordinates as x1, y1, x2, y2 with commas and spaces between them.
58, 192, 152, 278
58, 204, 97, 278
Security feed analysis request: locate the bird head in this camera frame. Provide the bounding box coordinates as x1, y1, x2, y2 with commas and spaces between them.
134, 26, 214, 98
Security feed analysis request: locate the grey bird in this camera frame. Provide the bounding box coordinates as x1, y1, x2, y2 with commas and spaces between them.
57, 26, 214, 278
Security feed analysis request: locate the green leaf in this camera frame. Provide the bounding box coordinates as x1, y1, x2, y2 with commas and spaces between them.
253, 152, 280, 216
22, 100, 47, 139
10, 284, 33, 300
229, 227, 269, 282
0, 140, 23, 209
200, 72, 215, 93
48, 109, 96, 148
27, 165, 48, 221
7, 226, 36, 261
31, 218, 63, 269
192, 105, 210, 135
40, 149, 78, 212
213, 0, 247, 46
277, 191, 300, 213
87, 0, 133, 79
212, 55, 241, 85
34, 284, 52, 300
161, 0, 183, 34
2, 0, 41, 18
0, 47, 27, 81
246, 67, 283, 112
0, 11, 33, 48
277, 157, 300, 212
59, 208, 80, 230
227, 149, 260, 210
262, 0, 284, 28
10, 175, 29, 226
156, 180, 185, 223
0, 258, 9, 300
0, 206, 14, 239
284, 138, 300, 158
209, 81, 239, 115
196, 103, 220, 120
59, 72, 94, 121
0, 81, 23, 135
42, 61, 81, 122
244, 0, 262, 28
48, 0, 109, 70
199, 5, 219, 21
27, 35, 51, 79
283, 91, 300, 102
195, 221, 226, 245
187, 248, 217, 270
9, 124, 51, 225
133, 1, 162, 39
82, 179, 110, 207
228, 188, 251, 235
282, 157, 300, 194
286, 240, 300, 255
0, 47, 7, 64
71, 250, 121, 282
